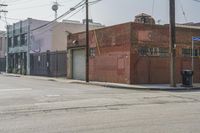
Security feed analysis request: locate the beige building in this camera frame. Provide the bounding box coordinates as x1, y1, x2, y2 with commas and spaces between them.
31, 19, 104, 53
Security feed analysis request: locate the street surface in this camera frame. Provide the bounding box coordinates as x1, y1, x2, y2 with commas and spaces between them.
0, 74, 200, 133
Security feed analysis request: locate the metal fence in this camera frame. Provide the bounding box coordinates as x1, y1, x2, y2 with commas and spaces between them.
30, 51, 67, 77
0, 58, 6, 72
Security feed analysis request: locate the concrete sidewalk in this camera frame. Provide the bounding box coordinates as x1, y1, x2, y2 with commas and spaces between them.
1, 72, 200, 91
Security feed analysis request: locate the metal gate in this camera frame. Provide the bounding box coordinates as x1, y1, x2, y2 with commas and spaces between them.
72, 49, 86, 80
30, 51, 67, 77
0, 58, 6, 72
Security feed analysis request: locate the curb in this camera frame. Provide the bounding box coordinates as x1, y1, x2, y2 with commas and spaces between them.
1, 73, 200, 91
70, 81, 200, 91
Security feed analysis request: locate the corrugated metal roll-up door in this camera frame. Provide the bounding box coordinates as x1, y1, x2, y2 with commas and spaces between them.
72, 49, 86, 80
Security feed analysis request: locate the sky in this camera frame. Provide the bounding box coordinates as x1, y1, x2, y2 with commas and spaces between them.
0, 0, 200, 30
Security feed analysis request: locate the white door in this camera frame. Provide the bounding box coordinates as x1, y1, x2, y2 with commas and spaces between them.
72, 49, 86, 80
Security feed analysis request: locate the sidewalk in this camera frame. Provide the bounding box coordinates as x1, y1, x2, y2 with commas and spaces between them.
1, 72, 200, 91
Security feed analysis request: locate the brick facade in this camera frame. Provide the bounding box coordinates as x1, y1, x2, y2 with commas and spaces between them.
68, 22, 200, 84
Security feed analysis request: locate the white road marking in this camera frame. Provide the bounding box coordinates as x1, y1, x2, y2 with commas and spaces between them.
0, 88, 32, 92
46, 95, 60, 97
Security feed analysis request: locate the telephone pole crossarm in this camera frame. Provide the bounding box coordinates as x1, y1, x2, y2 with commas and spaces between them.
0, 10, 8, 13
0, 3, 8, 13
0, 4, 8, 6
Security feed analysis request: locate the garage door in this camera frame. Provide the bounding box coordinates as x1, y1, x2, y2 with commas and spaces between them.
72, 49, 86, 80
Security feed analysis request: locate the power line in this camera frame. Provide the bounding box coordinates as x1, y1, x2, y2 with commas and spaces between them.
152, 0, 155, 16
8, 3, 52, 11
30, 7, 85, 36
31, 0, 85, 32
193, 0, 200, 2
179, 0, 187, 22
31, 0, 101, 36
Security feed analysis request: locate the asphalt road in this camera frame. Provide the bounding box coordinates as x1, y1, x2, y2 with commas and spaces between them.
0, 74, 200, 133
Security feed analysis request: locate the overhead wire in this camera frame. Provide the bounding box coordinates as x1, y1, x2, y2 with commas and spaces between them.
8, 3, 52, 11
32, 0, 101, 36
179, 0, 187, 22
30, 0, 85, 32
152, 0, 155, 16
32, 6, 85, 36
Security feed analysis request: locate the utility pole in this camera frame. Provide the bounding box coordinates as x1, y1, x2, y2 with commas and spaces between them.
86, 0, 89, 82
169, 0, 176, 87
0, 3, 8, 73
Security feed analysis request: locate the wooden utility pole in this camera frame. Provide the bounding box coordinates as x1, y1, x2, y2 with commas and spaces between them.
86, 0, 89, 82
169, 0, 176, 87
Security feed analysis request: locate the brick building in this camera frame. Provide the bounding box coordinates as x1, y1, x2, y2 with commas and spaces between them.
67, 22, 200, 84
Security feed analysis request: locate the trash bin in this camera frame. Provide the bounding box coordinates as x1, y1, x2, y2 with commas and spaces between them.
181, 70, 193, 87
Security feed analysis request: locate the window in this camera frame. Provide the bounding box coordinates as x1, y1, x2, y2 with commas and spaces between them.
194, 49, 199, 57
0, 37, 2, 50
21, 34, 27, 45
138, 47, 168, 57
14, 36, 20, 46
89, 48, 96, 57
182, 48, 200, 57
8, 37, 12, 47
138, 47, 148, 56
182, 48, 191, 57
160, 48, 169, 57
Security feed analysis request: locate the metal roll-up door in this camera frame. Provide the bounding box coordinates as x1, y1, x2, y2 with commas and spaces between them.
72, 49, 86, 80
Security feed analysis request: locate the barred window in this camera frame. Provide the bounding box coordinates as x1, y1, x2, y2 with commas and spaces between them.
138, 47, 148, 56
160, 48, 169, 57
138, 47, 168, 57
182, 48, 191, 57
194, 49, 199, 57
182, 48, 200, 57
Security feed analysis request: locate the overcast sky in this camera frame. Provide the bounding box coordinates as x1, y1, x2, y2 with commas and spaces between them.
0, 0, 200, 30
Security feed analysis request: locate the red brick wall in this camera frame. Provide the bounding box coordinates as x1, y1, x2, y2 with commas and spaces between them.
89, 23, 132, 84
68, 23, 132, 84
130, 23, 200, 84
68, 22, 200, 84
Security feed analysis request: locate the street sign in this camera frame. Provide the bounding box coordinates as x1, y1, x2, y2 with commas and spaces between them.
191, 36, 200, 85
192, 37, 200, 41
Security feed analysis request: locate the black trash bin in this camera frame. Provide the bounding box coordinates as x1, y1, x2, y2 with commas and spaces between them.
181, 70, 193, 87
